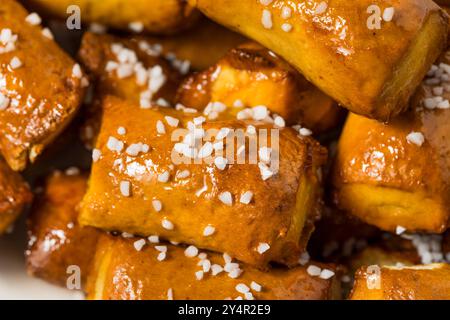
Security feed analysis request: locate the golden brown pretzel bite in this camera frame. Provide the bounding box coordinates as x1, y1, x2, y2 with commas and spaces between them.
332, 111, 450, 233
78, 32, 182, 148
176, 42, 343, 134
332, 49, 450, 233
78, 32, 181, 105
143, 19, 247, 71
192, 0, 448, 121
25, 0, 200, 35
0, 0, 86, 171
0, 158, 32, 235
347, 236, 421, 274
87, 234, 341, 300
26, 170, 99, 287
350, 263, 450, 300
79, 96, 327, 267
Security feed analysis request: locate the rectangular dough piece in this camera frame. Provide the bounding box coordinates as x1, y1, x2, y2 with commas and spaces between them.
0, 0, 86, 170
79, 96, 327, 267
192, 0, 448, 121
86, 234, 341, 300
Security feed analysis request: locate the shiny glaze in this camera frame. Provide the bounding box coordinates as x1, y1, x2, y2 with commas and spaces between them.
333, 52, 450, 232
0, 0, 85, 171
26, 171, 99, 287
28, 0, 200, 35
0, 157, 32, 234
193, 0, 448, 120
351, 264, 450, 300
80, 96, 327, 267
87, 234, 340, 300
176, 42, 342, 133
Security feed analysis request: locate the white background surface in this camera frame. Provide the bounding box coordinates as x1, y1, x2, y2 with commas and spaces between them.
0, 217, 84, 300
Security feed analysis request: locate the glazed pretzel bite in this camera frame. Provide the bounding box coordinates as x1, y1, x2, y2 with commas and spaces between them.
350, 263, 450, 300
25, 0, 200, 35
0, 0, 86, 171
143, 19, 247, 71
0, 158, 32, 235
347, 236, 422, 274
192, 0, 448, 121
78, 32, 182, 105
26, 170, 99, 287
176, 42, 342, 134
79, 96, 327, 267
86, 234, 341, 300
78, 32, 182, 148
332, 47, 450, 233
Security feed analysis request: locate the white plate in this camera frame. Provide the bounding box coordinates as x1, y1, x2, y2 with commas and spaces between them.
0, 217, 84, 300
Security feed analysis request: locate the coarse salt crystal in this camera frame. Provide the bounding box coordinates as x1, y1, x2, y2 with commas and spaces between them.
133, 239, 146, 251
240, 191, 253, 205
261, 10, 273, 29
152, 200, 162, 212
203, 225, 216, 237
25, 13, 42, 26
257, 242, 270, 254
72, 64, 83, 79
165, 116, 179, 127
120, 181, 131, 197
10, 57, 22, 69
158, 171, 170, 183
250, 281, 262, 292
219, 192, 233, 206
281, 23, 292, 32
214, 157, 228, 170
185, 245, 199, 258
396, 225, 406, 235
162, 218, 174, 230
129, 21, 144, 33
195, 271, 204, 280
383, 7, 395, 22
307, 265, 322, 276
211, 264, 223, 276
0, 93, 10, 110
281, 6, 292, 19
406, 132, 425, 147
315, 1, 328, 15
320, 269, 335, 280
235, 284, 250, 294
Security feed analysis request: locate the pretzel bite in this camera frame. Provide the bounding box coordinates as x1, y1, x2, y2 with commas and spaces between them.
26, 170, 99, 287
0, 0, 86, 171
332, 49, 450, 233
78, 32, 181, 105
348, 237, 421, 273
350, 263, 450, 300
25, 0, 200, 35
192, 0, 448, 121
177, 42, 342, 133
0, 158, 32, 234
86, 234, 341, 300
333, 111, 450, 233
143, 19, 247, 71
78, 32, 182, 148
79, 96, 327, 267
